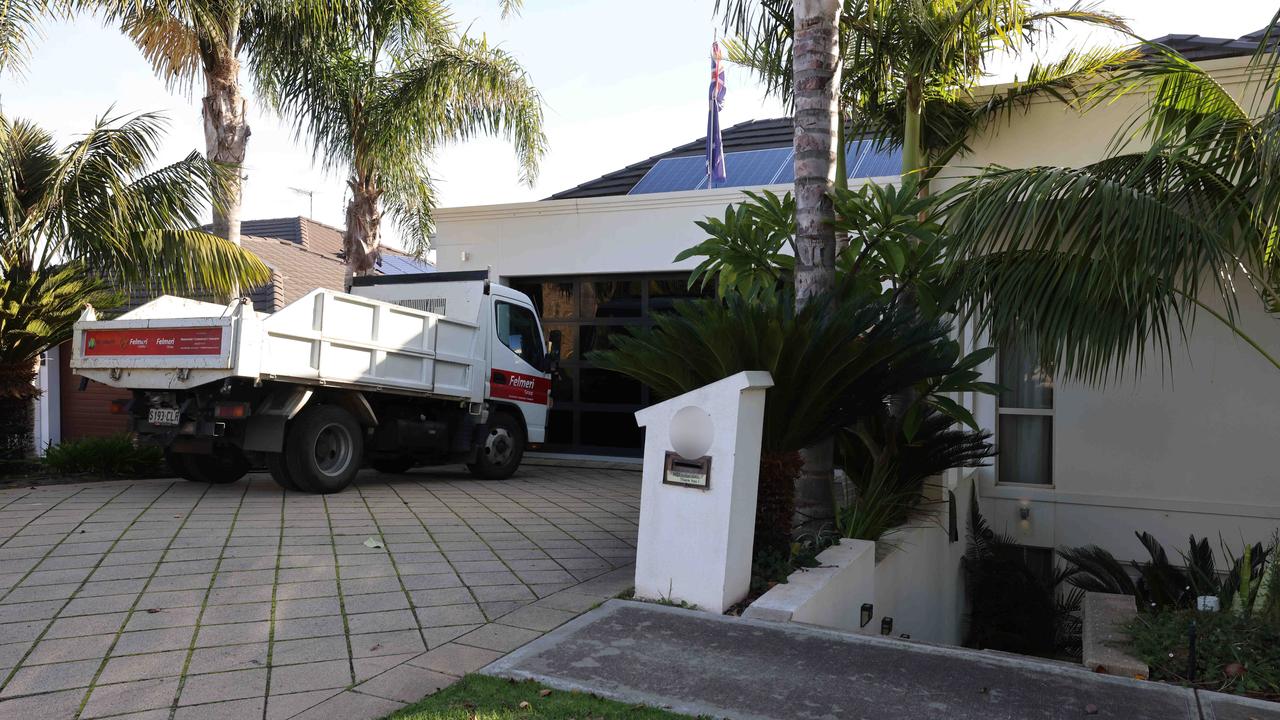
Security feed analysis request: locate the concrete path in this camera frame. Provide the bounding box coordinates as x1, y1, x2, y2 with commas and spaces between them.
0, 464, 639, 719
486, 600, 1280, 720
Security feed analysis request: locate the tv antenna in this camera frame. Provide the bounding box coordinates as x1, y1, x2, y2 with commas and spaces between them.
289, 187, 315, 218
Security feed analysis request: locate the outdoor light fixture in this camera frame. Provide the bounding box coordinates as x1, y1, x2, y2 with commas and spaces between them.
1019, 505, 1031, 521
860, 603, 873, 628
880, 617, 893, 636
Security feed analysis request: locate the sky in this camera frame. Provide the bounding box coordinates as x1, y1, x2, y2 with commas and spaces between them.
0, 1, 1275, 254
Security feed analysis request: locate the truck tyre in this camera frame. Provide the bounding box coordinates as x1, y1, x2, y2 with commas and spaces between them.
173, 447, 249, 484
284, 404, 363, 494
266, 452, 302, 492
467, 411, 524, 480
371, 456, 415, 474
164, 449, 198, 482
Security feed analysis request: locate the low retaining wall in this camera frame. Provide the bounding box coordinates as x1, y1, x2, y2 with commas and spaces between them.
1082, 592, 1148, 678
743, 473, 972, 644
742, 540, 877, 632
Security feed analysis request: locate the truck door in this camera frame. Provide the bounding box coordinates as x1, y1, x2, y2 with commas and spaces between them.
489, 299, 550, 443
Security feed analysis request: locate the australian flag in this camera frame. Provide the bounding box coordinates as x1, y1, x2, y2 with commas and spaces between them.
707, 41, 727, 187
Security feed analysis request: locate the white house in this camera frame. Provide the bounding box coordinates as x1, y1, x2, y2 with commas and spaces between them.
431, 30, 1280, 575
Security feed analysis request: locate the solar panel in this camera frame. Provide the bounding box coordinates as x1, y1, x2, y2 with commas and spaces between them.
628, 140, 903, 195
720, 147, 795, 188
629, 147, 794, 195
378, 253, 436, 275
628, 156, 708, 195
846, 140, 902, 178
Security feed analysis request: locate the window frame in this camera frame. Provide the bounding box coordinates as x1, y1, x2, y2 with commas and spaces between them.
506, 272, 710, 455
995, 349, 1055, 488
494, 299, 546, 372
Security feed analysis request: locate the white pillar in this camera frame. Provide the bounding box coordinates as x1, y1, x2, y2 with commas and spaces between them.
632, 371, 773, 613
34, 347, 61, 455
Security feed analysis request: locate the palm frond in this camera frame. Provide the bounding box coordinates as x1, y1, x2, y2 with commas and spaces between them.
0, 109, 269, 300
1057, 544, 1138, 596
0, 0, 49, 76
941, 151, 1259, 383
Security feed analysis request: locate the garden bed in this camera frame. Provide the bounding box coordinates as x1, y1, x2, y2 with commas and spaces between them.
1126, 609, 1280, 701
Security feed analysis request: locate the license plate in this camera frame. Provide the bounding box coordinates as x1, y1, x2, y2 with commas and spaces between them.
148, 408, 180, 426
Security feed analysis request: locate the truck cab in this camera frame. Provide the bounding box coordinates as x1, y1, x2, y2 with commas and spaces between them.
351, 271, 557, 474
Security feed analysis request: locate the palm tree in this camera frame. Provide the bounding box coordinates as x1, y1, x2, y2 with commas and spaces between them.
941, 13, 1280, 383
717, 0, 1127, 532
258, 0, 544, 281
723, 0, 1130, 183
719, 0, 844, 533
0, 0, 48, 75
0, 110, 270, 461
71, 0, 352, 259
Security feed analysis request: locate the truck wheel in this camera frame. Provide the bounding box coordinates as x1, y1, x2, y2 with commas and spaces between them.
164, 449, 198, 482
266, 452, 301, 492
371, 456, 415, 474
467, 412, 524, 480
284, 404, 363, 494
175, 447, 249, 484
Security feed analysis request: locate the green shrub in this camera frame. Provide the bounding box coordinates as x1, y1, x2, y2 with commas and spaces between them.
1128, 609, 1280, 699
43, 435, 164, 477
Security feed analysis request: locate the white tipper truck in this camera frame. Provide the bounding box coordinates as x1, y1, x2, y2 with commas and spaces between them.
69, 270, 561, 493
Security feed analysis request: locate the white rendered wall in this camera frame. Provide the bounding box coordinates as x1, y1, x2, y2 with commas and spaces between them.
952, 56, 1280, 561
745, 471, 973, 644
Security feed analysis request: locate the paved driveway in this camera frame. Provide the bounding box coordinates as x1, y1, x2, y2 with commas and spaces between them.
0, 463, 639, 720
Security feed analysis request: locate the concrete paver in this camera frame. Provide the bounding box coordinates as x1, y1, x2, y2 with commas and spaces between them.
0, 463, 639, 719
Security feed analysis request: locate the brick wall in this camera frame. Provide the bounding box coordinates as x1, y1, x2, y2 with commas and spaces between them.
57, 339, 129, 440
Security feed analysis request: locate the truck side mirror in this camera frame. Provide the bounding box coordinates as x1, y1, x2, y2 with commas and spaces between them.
545, 330, 562, 374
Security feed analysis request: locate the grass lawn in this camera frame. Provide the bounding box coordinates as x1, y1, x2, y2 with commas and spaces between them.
383, 674, 698, 719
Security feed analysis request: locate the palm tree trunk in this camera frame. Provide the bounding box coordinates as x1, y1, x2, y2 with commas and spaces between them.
902, 76, 925, 181
0, 362, 39, 463
202, 44, 250, 295
344, 174, 383, 288
792, 0, 841, 534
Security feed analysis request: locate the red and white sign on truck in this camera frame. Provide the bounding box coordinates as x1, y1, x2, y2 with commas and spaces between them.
70, 271, 561, 493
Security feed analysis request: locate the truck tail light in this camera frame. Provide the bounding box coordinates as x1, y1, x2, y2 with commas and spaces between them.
109, 399, 130, 415
214, 402, 250, 419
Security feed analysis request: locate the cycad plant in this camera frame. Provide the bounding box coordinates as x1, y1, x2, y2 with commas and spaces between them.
259, 0, 545, 279
1058, 532, 1274, 613
0, 111, 270, 462
591, 287, 988, 559
837, 406, 993, 541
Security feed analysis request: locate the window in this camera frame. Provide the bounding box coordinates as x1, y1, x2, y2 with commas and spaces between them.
508, 273, 712, 455
495, 301, 544, 370
997, 343, 1053, 485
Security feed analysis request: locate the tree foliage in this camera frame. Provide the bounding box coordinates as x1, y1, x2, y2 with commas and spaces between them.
941, 12, 1280, 382
257, 0, 546, 264
0, 110, 268, 460
717, 0, 1132, 177
0, 111, 269, 298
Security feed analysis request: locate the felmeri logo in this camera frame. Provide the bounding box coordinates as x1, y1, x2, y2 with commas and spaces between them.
128, 338, 149, 347
509, 375, 537, 390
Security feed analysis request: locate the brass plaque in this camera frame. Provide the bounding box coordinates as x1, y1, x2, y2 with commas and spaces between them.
663, 452, 711, 489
